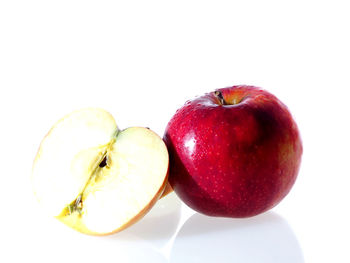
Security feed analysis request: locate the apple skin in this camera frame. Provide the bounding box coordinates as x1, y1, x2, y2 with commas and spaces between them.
164, 85, 302, 218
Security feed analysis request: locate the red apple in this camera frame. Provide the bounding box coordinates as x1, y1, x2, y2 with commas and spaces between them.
164, 85, 302, 217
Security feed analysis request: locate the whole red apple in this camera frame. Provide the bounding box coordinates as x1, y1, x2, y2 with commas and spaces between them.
164, 85, 302, 217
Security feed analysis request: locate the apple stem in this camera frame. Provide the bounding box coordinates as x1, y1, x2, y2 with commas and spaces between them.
214, 90, 227, 105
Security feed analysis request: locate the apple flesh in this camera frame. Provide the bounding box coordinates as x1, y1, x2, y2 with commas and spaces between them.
164, 86, 302, 218
32, 108, 169, 235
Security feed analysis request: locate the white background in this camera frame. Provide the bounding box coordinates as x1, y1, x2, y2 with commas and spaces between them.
1, 0, 349, 262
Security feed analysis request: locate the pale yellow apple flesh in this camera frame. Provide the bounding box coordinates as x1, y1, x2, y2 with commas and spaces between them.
32, 108, 169, 235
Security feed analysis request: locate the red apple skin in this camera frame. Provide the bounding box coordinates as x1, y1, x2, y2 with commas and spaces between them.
164, 85, 302, 218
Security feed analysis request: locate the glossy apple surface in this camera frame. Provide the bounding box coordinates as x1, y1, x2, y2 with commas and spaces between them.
164, 86, 302, 217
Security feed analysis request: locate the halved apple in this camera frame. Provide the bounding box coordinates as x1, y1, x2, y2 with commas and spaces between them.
32, 108, 169, 235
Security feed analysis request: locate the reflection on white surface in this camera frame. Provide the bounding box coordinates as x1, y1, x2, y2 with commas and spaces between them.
16, 193, 182, 263
170, 212, 304, 263
15, 218, 169, 263
20, 192, 303, 263
108, 192, 182, 250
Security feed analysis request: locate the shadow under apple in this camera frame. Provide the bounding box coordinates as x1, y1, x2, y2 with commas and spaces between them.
170, 211, 304, 263
108, 192, 182, 249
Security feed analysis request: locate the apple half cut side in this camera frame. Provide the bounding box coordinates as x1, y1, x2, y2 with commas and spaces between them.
32, 108, 169, 235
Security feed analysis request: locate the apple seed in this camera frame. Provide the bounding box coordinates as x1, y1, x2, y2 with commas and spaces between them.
99, 156, 108, 168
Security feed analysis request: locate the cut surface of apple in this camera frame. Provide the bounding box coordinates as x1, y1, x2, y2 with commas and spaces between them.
32, 108, 169, 235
